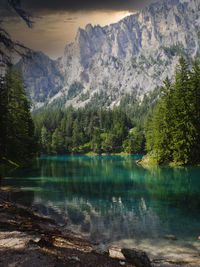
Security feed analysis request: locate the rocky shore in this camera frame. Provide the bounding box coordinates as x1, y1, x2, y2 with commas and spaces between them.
0, 189, 200, 267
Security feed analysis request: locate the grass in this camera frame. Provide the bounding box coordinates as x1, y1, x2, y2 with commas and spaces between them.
138, 153, 158, 166
84, 151, 99, 156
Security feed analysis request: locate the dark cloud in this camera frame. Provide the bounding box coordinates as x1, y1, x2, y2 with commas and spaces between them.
0, 0, 15, 17
21, 0, 156, 15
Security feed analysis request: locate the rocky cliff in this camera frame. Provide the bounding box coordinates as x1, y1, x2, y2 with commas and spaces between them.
17, 0, 200, 109
16, 51, 64, 109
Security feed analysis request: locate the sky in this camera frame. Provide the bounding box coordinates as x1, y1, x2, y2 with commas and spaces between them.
1, 0, 157, 59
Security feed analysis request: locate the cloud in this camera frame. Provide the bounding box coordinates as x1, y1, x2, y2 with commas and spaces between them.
63, 17, 77, 23
21, 0, 156, 15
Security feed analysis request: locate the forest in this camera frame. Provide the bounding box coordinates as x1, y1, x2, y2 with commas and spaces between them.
1, 57, 200, 168
32, 107, 145, 155
145, 57, 200, 165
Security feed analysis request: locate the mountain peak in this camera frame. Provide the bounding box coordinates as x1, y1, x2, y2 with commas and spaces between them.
17, 0, 200, 110
85, 23, 93, 33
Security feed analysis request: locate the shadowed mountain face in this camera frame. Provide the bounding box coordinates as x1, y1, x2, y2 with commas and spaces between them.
17, 0, 200, 110
16, 52, 64, 108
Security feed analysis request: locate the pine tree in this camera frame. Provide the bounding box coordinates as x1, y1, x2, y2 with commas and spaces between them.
152, 77, 174, 163
41, 126, 51, 154
0, 67, 37, 164
0, 74, 9, 159
188, 59, 200, 163
123, 127, 145, 154
72, 118, 84, 153
172, 57, 191, 164
146, 57, 200, 165
51, 128, 64, 154
91, 127, 102, 153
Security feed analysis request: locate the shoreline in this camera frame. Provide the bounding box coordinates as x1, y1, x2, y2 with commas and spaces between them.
1, 189, 200, 267
137, 154, 200, 167
0, 189, 129, 267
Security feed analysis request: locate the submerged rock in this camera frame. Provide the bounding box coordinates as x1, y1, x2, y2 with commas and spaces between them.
37, 236, 54, 247
92, 243, 109, 255
68, 256, 80, 262
81, 221, 90, 232
162, 235, 177, 241
0, 190, 9, 201
121, 248, 151, 267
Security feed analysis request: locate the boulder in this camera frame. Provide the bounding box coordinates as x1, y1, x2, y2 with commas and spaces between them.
121, 248, 151, 267
92, 243, 109, 256
37, 236, 54, 248
68, 256, 80, 262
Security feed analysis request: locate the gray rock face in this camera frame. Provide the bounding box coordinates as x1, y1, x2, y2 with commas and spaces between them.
121, 248, 152, 267
16, 51, 64, 109
17, 0, 200, 109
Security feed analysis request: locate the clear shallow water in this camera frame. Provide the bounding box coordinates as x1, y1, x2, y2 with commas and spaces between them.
1, 155, 200, 259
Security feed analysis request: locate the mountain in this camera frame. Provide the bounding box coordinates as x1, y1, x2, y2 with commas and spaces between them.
16, 52, 64, 109
17, 0, 200, 110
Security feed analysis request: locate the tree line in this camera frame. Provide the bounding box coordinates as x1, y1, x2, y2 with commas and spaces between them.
32, 107, 145, 155
145, 57, 200, 165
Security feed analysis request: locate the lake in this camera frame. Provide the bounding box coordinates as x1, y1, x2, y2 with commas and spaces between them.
1, 155, 200, 260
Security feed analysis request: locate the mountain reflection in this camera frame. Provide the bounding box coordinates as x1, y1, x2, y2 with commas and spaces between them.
2, 156, 200, 243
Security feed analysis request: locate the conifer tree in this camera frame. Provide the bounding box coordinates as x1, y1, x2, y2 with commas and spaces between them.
51, 128, 64, 154
146, 57, 200, 165
171, 57, 191, 164
188, 60, 200, 163
0, 67, 37, 164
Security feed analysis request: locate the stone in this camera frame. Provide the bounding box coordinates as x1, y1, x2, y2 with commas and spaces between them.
0, 190, 9, 201
162, 235, 177, 241
37, 236, 54, 247
121, 248, 151, 267
92, 243, 109, 256
27, 239, 38, 247
68, 256, 80, 262
109, 248, 125, 259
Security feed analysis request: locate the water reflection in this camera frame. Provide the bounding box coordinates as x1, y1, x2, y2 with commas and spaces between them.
2, 156, 200, 245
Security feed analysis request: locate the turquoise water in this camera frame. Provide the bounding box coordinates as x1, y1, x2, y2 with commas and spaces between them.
1, 155, 200, 258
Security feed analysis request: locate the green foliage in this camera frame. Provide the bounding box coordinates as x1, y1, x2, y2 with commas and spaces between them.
91, 127, 102, 154
101, 133, 118, 153
119, 86, 162, 127
33, 106, 145, 155
0, 67, 38, 166
145, 57, 200, 165
86, 91, 111, 108
161, 44, 185, 58
131, 57, 137, 69
67, 82, 83, 100
33, 83, 167, 156
123, 127, 145, 154
78, 91, 90, 102
49, 86, 62, 98
51, 128, 64, 154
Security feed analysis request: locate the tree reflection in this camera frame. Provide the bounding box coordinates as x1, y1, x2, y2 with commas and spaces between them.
2, 156, 200, 243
